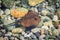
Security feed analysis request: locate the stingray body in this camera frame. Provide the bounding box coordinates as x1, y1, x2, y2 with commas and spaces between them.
20, 10, 41, 27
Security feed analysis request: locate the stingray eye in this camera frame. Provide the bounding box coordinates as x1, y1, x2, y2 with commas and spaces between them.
34, 18, 37, 20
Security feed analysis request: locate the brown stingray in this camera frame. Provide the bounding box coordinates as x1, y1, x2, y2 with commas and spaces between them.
19, 10, 41, 27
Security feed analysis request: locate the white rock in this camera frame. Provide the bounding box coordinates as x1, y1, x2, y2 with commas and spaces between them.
0, 9, 4, 16
5, 9, 10, 15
